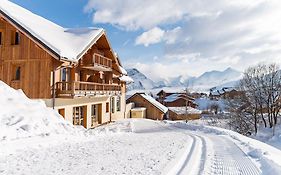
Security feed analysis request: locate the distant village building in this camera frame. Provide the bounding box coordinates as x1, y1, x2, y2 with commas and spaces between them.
168, 107, 201, 120
156, 90, 197, 108
209, 87, 240, 100
0, 1, 133, 129
127, 93, 168, 120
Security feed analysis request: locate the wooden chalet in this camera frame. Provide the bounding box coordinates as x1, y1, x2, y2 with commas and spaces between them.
126, 93, 168, 120
0, 1, 132, 128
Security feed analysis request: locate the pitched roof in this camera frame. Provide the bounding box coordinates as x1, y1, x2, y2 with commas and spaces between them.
0, 0, 104, 62
128, 93, 168, 114
139, 93, 168, 113
164, 94, 194, 103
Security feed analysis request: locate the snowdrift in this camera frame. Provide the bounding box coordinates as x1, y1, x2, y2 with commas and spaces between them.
0, 81, 85, 141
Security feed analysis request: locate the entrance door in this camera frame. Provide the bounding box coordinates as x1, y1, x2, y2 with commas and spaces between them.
73, 106, 87, 128
91, 104, 102, 126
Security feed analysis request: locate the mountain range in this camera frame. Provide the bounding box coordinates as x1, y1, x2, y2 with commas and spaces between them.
126, 67, 242, 92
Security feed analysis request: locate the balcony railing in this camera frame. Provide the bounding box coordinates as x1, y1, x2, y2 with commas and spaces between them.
93, 53, 112, 68
56, 81, 121, 98
81, 53, 112, 71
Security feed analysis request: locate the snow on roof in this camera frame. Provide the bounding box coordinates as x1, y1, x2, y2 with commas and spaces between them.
210, 87, 236, 96
168, 107, 202, 115
139, 93, 168, 113
164, 93, 194, 103
0, 0, 104, 61
119, 66, 128, 75
157, 89, 185, 95
119, 75, 134, 83
164, 94, 181, 102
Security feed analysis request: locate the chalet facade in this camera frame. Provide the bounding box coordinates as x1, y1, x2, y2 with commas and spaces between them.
0, 1, 132, 128
127, 93, 168, 120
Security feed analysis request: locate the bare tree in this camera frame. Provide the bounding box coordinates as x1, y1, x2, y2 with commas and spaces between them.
231, 63, 281, 135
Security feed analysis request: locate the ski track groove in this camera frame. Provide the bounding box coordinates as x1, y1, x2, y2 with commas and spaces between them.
176, 134, 197, 175
169, 124, 261, 175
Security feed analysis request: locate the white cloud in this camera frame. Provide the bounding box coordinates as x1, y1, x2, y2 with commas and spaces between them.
86, 0, 281, 80
135, 27, 164, 47
135, 26, 182, 46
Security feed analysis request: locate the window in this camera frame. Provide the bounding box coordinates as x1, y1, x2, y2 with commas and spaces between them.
61, 68, 67, 81
73, 106, 84, 126
11, 31, 20, 45
106, 102, 109, 113
15, 31, 20, 45
91, 105, 96, 116
0, 32, 2, 45
111, 97, 115, 113
116, 96, 121, 112
91, 105, 97, 126
15, 67, 21, 80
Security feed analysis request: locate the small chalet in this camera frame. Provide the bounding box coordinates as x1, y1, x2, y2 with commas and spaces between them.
127, 93, 168, 120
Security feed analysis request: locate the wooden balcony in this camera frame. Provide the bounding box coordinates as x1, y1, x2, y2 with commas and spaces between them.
55, 81, 121, 98
81, 53, 112, 71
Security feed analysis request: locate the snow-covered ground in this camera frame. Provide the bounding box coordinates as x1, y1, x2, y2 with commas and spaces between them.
1, 119, 281, 175
1, 81, 281, 174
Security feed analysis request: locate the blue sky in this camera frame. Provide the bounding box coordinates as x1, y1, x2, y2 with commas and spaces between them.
10, 0, 281, 82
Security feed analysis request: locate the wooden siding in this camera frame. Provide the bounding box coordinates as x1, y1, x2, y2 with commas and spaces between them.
127, 94, 164, 120
164, 98, 197, 108
0, 18, 53, 99
169, 110, 201, 121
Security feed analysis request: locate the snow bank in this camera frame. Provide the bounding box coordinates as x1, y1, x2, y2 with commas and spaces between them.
0, 81, 85, 141
252, 124, 281, 150
167, 121, 281, 173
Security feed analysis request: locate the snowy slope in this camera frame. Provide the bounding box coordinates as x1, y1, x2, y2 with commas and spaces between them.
0, 81, 84, 141
188, 67, 242, 90
126, 68, 156, 91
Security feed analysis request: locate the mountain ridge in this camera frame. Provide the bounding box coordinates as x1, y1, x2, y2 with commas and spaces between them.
126, 67, 242, 92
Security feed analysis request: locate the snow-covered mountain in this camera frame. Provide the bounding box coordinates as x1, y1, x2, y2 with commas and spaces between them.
126, 67, 242, 92
126, 68, 157, 91
188, 67, 242, 90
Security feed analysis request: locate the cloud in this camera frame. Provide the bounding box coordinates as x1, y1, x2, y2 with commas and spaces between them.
85, 0, 281, 80
135, 27, 164, 47
135, 27, 182, 46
